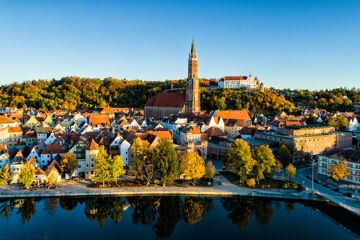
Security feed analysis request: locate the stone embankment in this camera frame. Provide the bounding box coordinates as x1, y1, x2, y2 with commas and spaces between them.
0, 175, 316, 201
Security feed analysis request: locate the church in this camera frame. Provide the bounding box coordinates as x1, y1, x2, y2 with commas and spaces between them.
145, 40, 201, 119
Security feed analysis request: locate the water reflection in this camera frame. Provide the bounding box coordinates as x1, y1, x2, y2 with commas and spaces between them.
0, 196, 358, 239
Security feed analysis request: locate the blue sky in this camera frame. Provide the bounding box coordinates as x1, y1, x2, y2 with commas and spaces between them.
0, 0, 359, 90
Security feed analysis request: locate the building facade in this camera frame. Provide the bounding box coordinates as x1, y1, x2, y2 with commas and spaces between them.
185, 39, 201, 114
318, 149, 360, 184
218, 75, 264, 92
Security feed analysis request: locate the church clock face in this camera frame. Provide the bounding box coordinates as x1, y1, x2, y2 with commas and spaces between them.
188, 79, 192, 86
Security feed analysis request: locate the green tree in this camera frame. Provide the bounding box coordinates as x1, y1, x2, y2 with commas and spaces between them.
59, 152, 78, 176
19, 162, 36, 188
110, 155, 125, 182
94, 146, 112, 186
180, 152, 205, 185
328, 115, 349, 131
130, 138, 155, 185
154, 139, 179, 185
278, 143, 293, 165
253, 145, 276, 183
0, 165, 13, 185
226, 139, 257, 183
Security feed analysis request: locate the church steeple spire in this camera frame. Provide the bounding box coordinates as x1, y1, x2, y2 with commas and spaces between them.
189, 38, 197, 59
186, 38, 200, 115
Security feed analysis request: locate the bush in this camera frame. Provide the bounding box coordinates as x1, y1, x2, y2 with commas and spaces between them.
283, 181, 298, 189
246, 178, 256, 188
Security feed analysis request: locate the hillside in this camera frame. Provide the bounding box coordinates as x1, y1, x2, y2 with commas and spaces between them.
0, 77, 298, 115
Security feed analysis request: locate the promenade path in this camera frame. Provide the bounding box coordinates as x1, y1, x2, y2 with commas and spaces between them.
0, 174, 312, 201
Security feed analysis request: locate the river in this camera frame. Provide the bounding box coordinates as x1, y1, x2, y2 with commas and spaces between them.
0, 196, 358, 239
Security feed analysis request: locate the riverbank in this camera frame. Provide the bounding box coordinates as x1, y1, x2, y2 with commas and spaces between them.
0, 175, 316, 201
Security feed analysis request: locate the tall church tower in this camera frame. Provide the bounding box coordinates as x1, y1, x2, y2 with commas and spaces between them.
185, 39, 201, 114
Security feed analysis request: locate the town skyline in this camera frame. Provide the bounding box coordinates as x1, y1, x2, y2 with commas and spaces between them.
1, 0, 360, 90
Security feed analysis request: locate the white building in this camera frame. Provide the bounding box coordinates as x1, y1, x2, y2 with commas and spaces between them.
218, 75, 261, 89
318, 149, 360, 185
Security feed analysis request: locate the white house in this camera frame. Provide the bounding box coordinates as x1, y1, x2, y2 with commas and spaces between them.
201, 116, 225, 133
26, 146, 41, 163
0, 150, 10, 168
318, 149, 360, 185
348, 117, 359, 131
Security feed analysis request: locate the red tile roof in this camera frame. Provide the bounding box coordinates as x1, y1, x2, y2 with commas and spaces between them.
145, 93, 185, 108
87, 139, 99, 150
42, 142, 65, 155
89, 114, 110, 127
0, 116, 16, 124
224, 76, 248, 81
204, 127, 226, 137
215, 110, 251, 121
8, 126, 23, 133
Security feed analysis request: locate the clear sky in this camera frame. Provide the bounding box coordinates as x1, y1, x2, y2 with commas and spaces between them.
1, 0, 359, 90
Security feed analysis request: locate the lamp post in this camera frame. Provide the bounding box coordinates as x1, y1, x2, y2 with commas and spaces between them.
311, 151, 315, 193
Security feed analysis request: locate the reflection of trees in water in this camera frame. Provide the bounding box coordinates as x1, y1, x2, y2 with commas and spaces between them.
182, 197, 205, 225
85, 197, 127, 227
221, 197, 254, 228
153, 196, 181, 240
16, 199, 36, 224
44, 198, 59, 216
59, 198, 78, 211
0, 200, 14, 220
128, 196, 161, 226
221, 197, 275, 228
254, 199, 274, 226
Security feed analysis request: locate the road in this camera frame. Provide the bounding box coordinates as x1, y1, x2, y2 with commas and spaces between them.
295, 166, 360, 216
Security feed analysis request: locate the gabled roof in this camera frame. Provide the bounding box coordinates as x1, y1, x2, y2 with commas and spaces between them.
215, 110, 251, 121
87, 139, 99, 151
8, 126, 22, 133
22, 131, 37, 138
89, 114, 110, 127
181, 126, 201, 134
42, 142, 65, 155
145, 93, 185, 108
0, 116, 16, 124
204, 127, 226, 137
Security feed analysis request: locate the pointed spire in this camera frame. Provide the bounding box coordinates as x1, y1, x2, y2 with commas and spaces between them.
190, 38, 197, 59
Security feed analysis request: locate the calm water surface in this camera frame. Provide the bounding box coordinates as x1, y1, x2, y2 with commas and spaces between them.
0, 196, 358, 240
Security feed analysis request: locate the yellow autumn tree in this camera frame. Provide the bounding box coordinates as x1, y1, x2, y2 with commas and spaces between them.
180, 152, 205, 185
285, 164, 296, 179
329, 161, 350, 182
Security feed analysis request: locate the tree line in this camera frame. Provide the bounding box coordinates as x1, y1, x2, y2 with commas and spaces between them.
0, 77, 299, 115
278, 88, 359, 112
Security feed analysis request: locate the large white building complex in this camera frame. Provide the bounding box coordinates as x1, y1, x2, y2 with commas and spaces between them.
218, 75, 264, 91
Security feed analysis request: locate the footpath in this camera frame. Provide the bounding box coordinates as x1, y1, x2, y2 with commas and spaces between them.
0, 174, 314, 201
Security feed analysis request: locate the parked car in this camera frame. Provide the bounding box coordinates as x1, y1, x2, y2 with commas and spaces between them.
315, 179, 321, 184
333, 188, 340, 193
344, 192, 355, 198
323, 184, 331, 188
306, 175, 312, 180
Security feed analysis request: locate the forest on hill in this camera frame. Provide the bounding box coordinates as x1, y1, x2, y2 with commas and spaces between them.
278, 88, 359, 112
3, 76, 353, 115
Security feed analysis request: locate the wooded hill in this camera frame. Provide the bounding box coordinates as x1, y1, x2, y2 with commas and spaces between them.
0, 76, 299, 115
